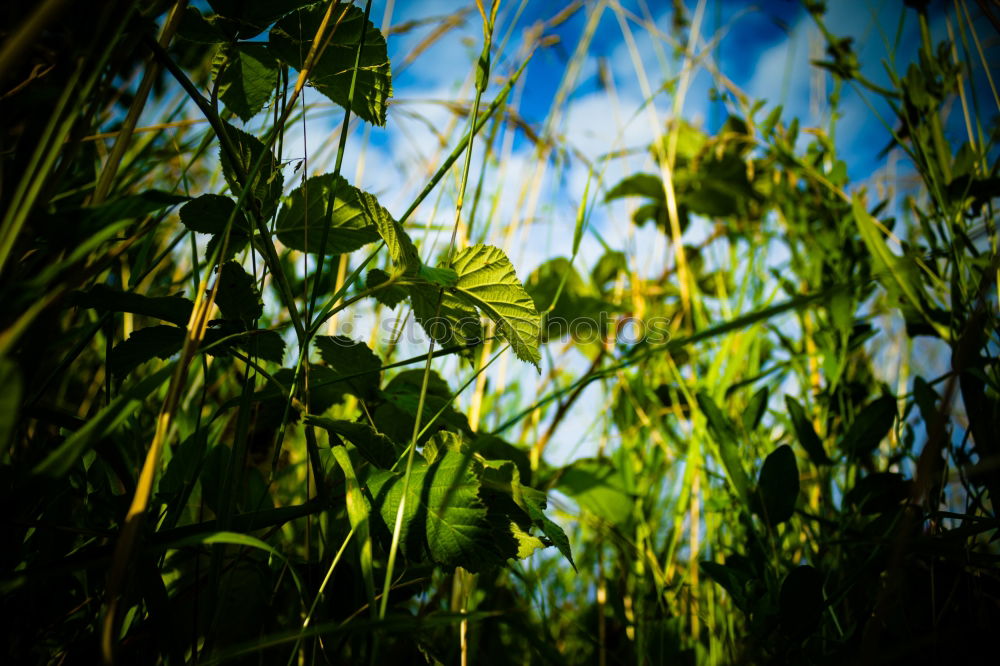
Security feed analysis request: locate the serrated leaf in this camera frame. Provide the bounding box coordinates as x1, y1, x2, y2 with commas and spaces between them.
367, 451, 503, 571
111, 325, 186, 377
408, 283, 483, 349
357, 190, 419, 270
315, 335, 381, 400
214, 43, 278, 121
275, 173, 381, 255
214, 261, 262, 324
785, 396, 832, 465
449, 244, 541, 369
219, 122, 283, 219
207, 0, 316, 39
239, 329, 285, 364
308, 416, 398, 469
366, 268, 407, 309
753, 445, 799, 527
72, 284, 194, 327
510, 521, 547, 559
179, 193, 250, 237
269, 3, 392, 126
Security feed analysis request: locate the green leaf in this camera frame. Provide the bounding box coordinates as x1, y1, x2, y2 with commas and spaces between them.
206, 0, 316, 39
697, 393, 753, 506
111, 325, 186, 377
374, 370, 471, 444
179, 194, 250, 262
742, 385, 769, 432
329, 444, 377, 614
418, 264, 458, 288
700, 560, 754, 612
366, 268, 407, 309
556, 458, 632, 525
72, 284, 194, 327
33, 365, 173, 477
219, 122, 284, 219
408, 283, 483, 349
315, 335, 381, 400
605, 173, 664, 201
307, 416, 398, 469
0, 358, 23, 456
752, 445, 799, 527
214, 43, 278, 122
214, 261, 263, 324
275, 173, 381, 255
525, 257, 609, 343
449, 244, 542, 370
83, 191, 189, 225
269, 3, 392, 126
840, 394, 897, 458
357, 190, 419, 270
784, 396, 832, 465
238, 329, 285, 364
367, 450, 502, 571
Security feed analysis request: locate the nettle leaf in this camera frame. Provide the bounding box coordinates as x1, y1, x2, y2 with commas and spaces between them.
72, 284, 193, 327
357, 190, 419, 270
315, 335, 381, 400
214, 43, 279, 122
207, 0, 315, 39
449, 244, 542, 370
306, 416, 398, 469
408, 283, 483, 349
840, 394, 897, 458
275, 173, 381, 255
269, 2, 392, 126
213, 261, 262, 324
784, 396, 832, 465
219, 123, 283, 219
179, 194, 250, 262
752, 445, 799, 527
111, 325, 185, 377
366, 268, 407, 309
367, 450, 503, 571
373, 370, 470, 445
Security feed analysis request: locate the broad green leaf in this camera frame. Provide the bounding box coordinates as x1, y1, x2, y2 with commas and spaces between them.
72, 284, 194, 327
33, 365, 173, 477
374, 370, 471, 444
752, 445, 799, 527
213, 261, 262, 324
269, 3, 392, 126
219, 122, 284, 219
525, 257, 609, 343
367, 450, 503, 571
315, 335, 381, 400
366, 268, 407, 309
111, 325, 185, 377
206, 0, 316, 39
275, 173, 380, 255
556, 458, 632, 526
591, 250, 628, 290
418, 264, 458, 288
307, 416, 398, 469
0, 358, 23, 456
700, 560, 754, 612
449, 244, 542, 370
357, 190, 419, 270
784, 396, 832, 465
510, 521, 547, 559
605, 173, 664, 201
697, 392, 753, 506
202, 320, 285, 364
179, 193, 250, 233
179, 194, 250, 262
408, 283, 483, 349
840, 394, 897, 458
237, 329, 286, 364
214, 43, 278, 122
